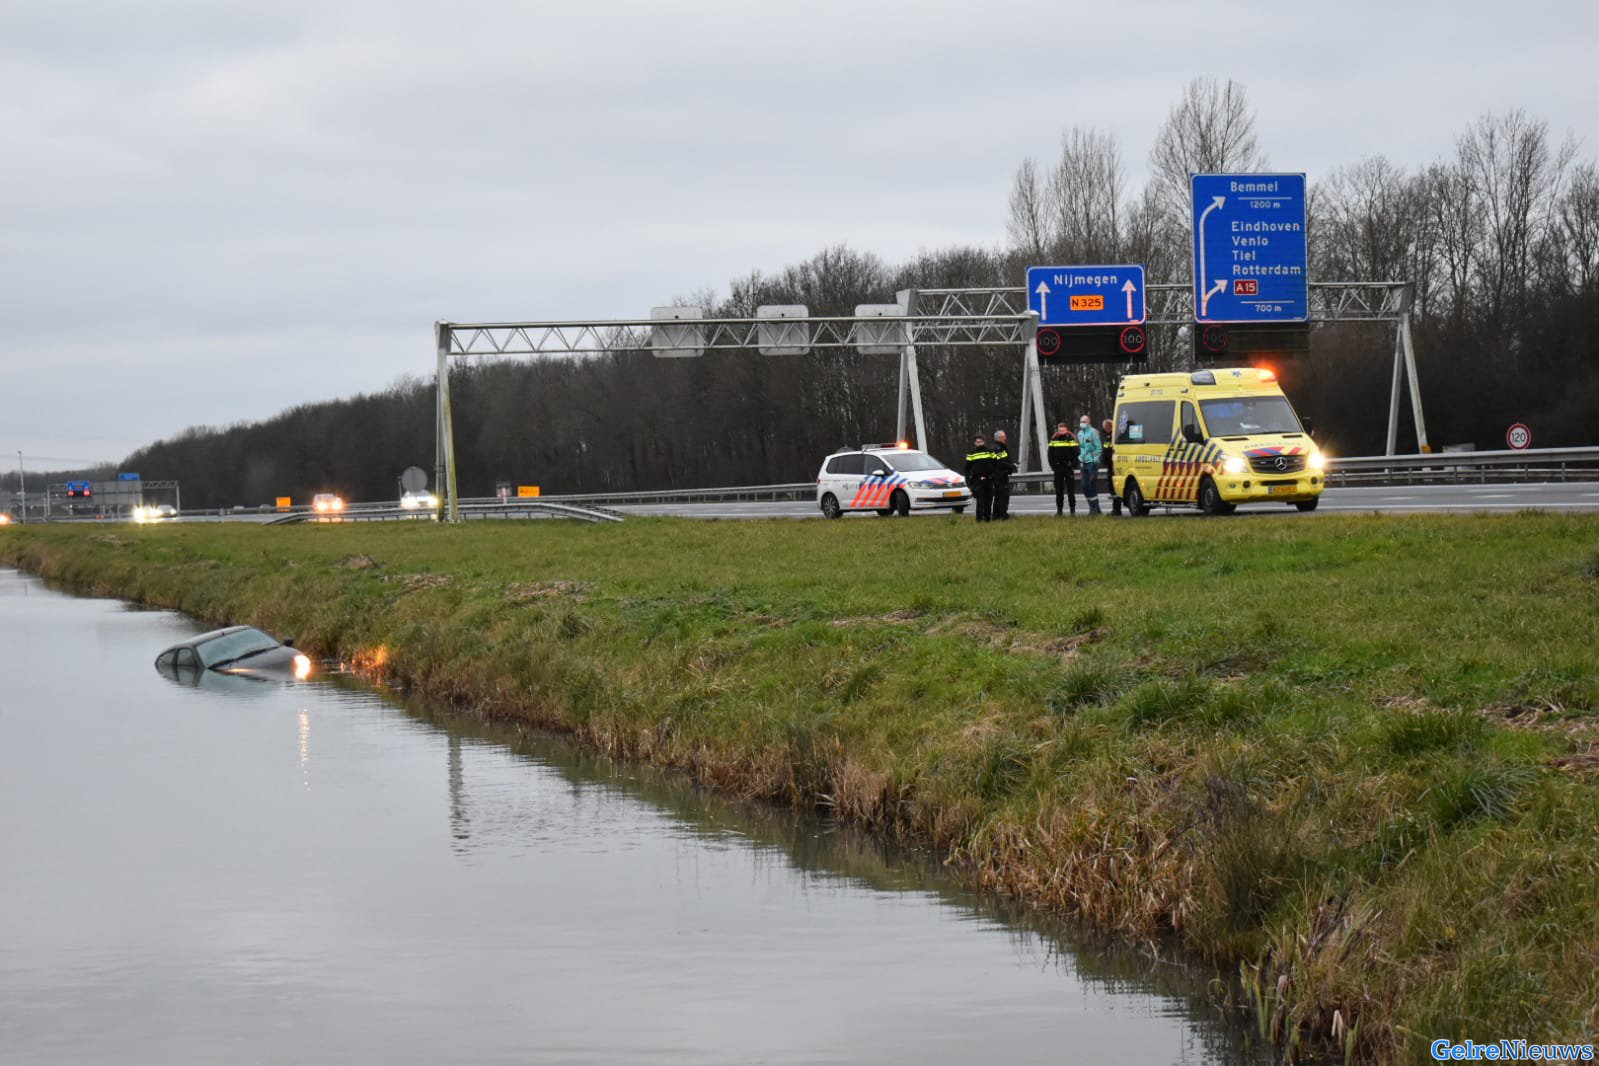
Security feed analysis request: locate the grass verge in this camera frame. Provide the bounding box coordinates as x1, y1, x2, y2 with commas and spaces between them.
5, 513, 1599, 1062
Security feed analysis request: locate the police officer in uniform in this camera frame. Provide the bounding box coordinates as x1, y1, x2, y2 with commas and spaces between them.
1101, 417, 1122, 516
964, 434, 995, 522
990, 430, 1016, 520
1047, 421, 1080, 516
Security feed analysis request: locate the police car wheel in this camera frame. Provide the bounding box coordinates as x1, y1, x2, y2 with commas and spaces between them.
876, 508, 894, 517
821, 494, 842, 519
891, 490, 910, 517
953, 506, 967, 514
1294, 498, 1319, 512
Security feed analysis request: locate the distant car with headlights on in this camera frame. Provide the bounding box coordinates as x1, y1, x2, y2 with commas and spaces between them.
0, 513, 11, 525
311, 493, 345, 516
154, 625, 312, 683
816, 442, 970, 518
132, 504, 177, 523
399, 490, 438, 511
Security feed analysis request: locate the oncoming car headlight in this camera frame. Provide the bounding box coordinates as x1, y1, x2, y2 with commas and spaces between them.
1309, 451, 1327, 470
1223, 456, 1247, 475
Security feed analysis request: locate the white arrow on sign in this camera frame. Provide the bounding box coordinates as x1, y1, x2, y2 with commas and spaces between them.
1034, 280, 1051, 321
1197, 194, 1226, 316
1202, 279, 1228, 316
1122, 279, 1137, 321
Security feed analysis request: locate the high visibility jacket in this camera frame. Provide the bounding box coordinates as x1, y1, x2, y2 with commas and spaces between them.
990, 442, 1015, 482
965, 448, 996, 480
1048, 432, 1080, 473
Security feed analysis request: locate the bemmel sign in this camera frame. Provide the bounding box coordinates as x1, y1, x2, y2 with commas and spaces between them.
1191, 173, 1308, 323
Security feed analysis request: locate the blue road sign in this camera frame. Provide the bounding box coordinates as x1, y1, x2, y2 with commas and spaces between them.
1191, 173, 1308, 323
1027, 264, 1146, 327
117, 472, 140, 481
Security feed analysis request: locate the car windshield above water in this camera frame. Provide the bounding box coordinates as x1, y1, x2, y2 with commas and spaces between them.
884, 452, 946, 472
1200, 397, 1303, 436
194, 628, 282, 668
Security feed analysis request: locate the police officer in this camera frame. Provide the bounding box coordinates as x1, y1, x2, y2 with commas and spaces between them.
1101, 417, 1123, 516
990, 429, 1016, 520
965, 434, 996, 522
1047, 421, 1080, 516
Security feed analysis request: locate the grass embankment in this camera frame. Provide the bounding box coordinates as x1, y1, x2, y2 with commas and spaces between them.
5, 515, 1599, 1061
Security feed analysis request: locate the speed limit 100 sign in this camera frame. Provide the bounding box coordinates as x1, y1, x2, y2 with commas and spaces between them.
1506, 423, 1532, 450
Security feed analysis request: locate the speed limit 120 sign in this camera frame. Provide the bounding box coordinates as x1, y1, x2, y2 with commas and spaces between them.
1506, 423, 1532, 450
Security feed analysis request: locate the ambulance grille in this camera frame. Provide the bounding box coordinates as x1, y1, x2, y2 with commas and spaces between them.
1249, 454, 1306, 475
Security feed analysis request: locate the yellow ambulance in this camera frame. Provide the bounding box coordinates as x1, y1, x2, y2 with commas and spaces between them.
1109, 368, 1326, 515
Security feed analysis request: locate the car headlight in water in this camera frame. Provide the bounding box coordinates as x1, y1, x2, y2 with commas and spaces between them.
293, 654, 313, 681
1309, 451, 1326, 470
1223, 456, 1247, 475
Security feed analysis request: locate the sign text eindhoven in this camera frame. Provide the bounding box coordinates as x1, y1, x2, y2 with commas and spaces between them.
1191, 174, 1308, 323
1027, 264, 1146, 327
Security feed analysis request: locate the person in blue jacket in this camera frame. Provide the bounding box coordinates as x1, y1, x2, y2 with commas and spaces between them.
1076, 415, 1103, 515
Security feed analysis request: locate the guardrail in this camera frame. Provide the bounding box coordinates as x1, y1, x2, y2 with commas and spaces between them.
269, 501, 623, 524
1323, 446, 1599, 485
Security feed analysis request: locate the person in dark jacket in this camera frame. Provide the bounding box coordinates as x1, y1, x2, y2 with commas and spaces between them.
964, 434, 996, 522
990, 430, 1016, 520
1047, 421, 1080, 516
1101, 417, 1122, 515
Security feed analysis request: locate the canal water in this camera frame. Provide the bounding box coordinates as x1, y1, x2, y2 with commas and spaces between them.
0, 569, 1263, 1064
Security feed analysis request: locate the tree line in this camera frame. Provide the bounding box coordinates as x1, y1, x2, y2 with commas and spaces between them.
48, 78, 1595, 508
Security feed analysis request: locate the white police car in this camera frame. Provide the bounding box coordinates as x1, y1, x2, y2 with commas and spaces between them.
815, 443, 970, 518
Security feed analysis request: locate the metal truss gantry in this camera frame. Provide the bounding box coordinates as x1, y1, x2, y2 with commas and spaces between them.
434, 281, 1424, 522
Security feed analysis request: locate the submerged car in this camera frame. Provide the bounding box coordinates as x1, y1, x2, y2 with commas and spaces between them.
154, 625, 313, 683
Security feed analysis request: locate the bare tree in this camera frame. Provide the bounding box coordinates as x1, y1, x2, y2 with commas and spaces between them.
1045, 127, 1125, 262
1550, 162, 1599, 294
1007, 158, 1050, 260
1421, 161, 1481, 320
1455, 110, 1576, 323
1316, 156, 1423, 280
1149, 77, 1267, 222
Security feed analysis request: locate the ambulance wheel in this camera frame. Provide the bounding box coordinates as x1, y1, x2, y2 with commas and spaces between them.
821, 494, 842, 519
1199, 477, 1235, 516
1294, 498, 1320, 512
952, 506, 967, 514
1123, 480, 1149, 517
891, 490, 911, 517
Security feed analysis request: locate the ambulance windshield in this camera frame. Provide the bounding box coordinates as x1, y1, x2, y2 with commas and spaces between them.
1200, 397, 1302, 436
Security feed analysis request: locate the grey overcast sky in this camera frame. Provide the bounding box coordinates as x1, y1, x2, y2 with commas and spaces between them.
3, 0, 1596, 467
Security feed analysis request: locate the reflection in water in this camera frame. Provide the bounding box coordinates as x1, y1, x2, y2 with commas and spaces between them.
397, 688, 1259, 1061
0, 569, 1264, 1066
449, 732, 469, 849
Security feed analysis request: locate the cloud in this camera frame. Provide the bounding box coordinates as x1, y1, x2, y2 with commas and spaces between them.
2, 0, 1596, 462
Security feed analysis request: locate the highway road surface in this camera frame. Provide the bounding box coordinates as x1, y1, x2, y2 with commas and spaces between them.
607, 481, 1599, 520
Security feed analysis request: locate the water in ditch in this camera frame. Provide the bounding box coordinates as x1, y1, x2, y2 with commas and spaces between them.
0, 569, 1263, 1064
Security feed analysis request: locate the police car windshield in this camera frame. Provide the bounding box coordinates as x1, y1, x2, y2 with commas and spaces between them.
1200, 397, 1302, 436
884, 452, 945, 472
